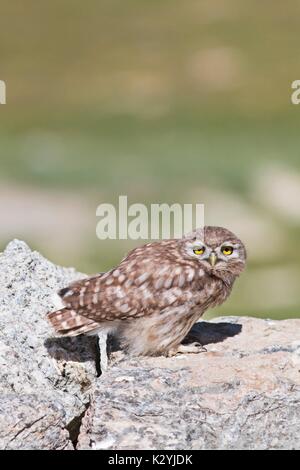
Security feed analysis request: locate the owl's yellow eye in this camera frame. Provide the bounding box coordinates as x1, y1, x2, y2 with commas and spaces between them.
193, 247, 205, 255
222, 246, 233, 256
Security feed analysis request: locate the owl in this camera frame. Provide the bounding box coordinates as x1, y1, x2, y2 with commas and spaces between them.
48, 226, 246, 357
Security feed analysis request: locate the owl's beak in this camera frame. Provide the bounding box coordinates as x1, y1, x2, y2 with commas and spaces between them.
209, 252, 217, 267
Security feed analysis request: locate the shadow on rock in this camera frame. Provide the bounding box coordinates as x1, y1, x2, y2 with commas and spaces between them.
44, 336, 98, 363
184, 321, 242, 346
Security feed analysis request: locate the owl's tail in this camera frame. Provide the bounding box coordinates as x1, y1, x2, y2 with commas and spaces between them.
47, 308, 101, 336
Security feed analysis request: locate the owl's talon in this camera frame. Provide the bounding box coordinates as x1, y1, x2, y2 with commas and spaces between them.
167, 349, 177, 358
168, 342, 207, 356
190, 342, 207, 352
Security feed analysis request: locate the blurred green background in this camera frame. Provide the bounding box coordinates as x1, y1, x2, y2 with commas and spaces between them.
1, 1, 300, 319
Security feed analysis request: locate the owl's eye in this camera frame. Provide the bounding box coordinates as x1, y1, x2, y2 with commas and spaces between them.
222, 246, 234, 256
193, 247, 205, 255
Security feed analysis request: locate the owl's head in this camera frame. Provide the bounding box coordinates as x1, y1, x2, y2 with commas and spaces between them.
181, 226, 247, 280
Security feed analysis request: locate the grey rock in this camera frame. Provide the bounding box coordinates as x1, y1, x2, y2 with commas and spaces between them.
1, 240, 299, 450
78, 316, 300, 450
0, 394, 73, 450
0, 240, 98, 450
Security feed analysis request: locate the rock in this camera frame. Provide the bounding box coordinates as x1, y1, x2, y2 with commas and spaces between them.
0, 240, 98, 450
0, 240, 299, 450
0, 395, 73, 450
77, 317, 300, 450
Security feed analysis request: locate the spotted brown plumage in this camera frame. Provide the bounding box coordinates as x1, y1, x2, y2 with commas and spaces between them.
47, 226, 246, 356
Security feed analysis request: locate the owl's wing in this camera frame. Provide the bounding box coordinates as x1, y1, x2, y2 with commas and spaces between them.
59, 255, 202, 322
